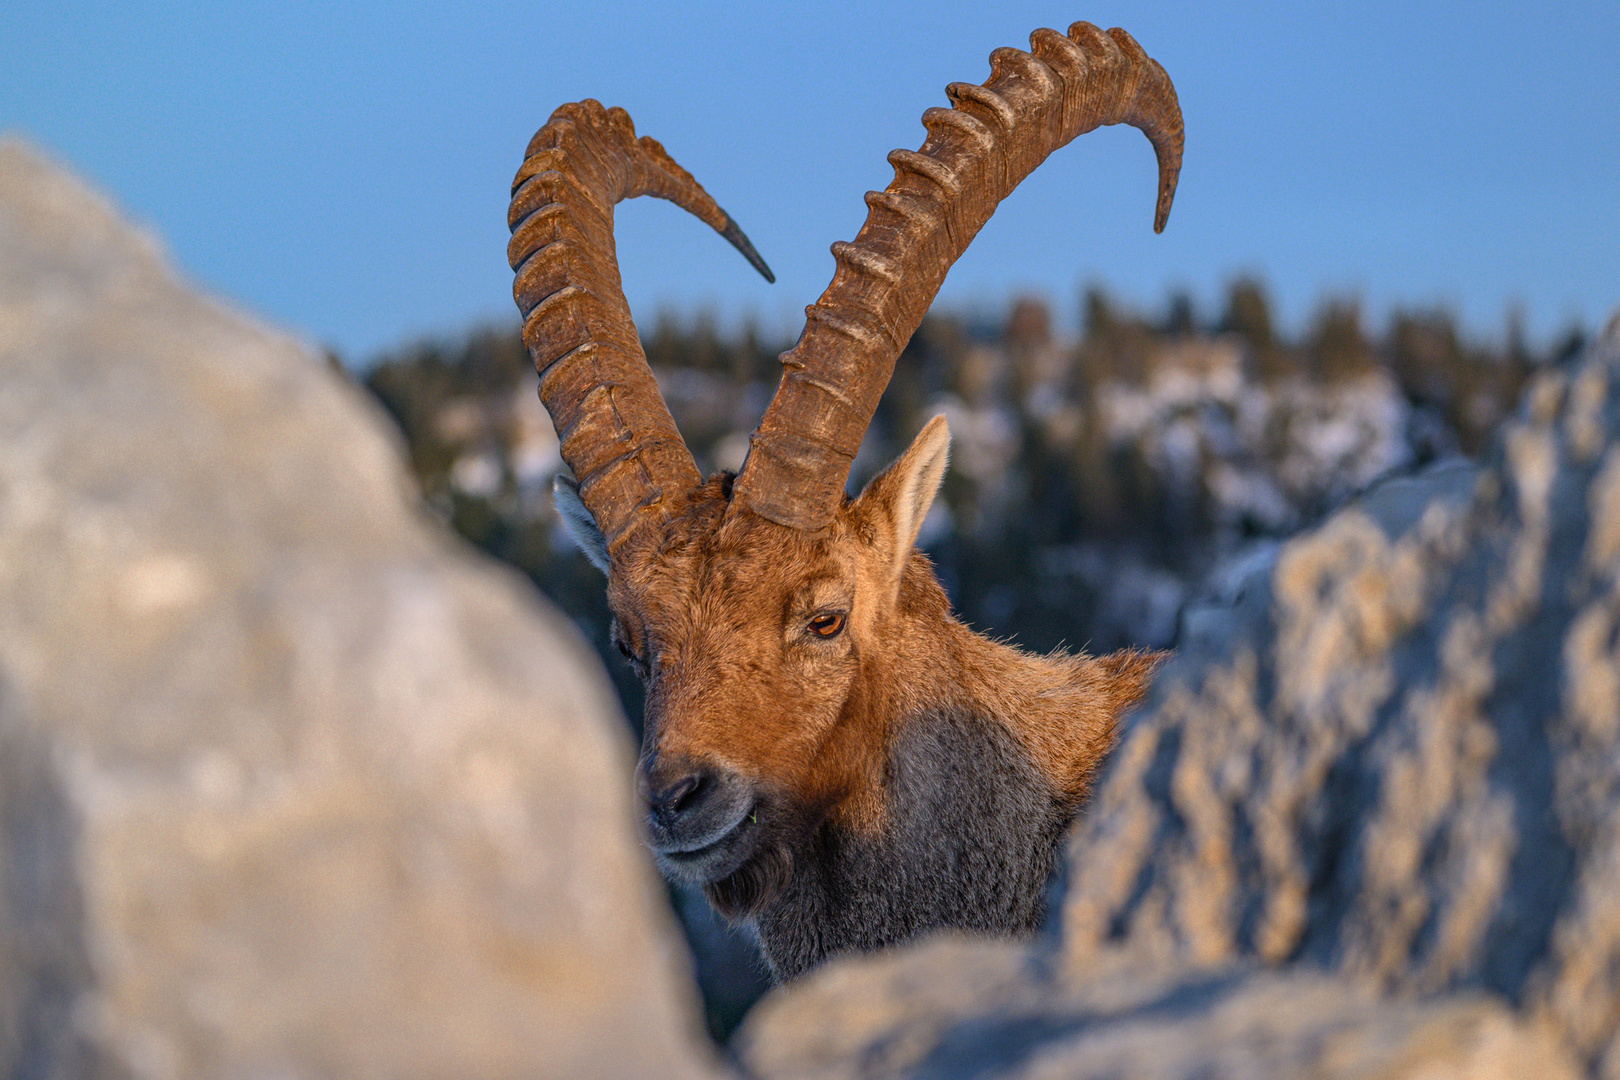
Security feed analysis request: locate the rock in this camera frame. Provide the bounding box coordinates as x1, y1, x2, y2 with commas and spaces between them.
738, 321, 1620, 1077
742, 940, 1575, 1080
0, 141, 717, 1080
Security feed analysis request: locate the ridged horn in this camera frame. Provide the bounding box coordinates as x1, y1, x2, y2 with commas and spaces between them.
508, 99, 773, 559
731, 23, 1182, 530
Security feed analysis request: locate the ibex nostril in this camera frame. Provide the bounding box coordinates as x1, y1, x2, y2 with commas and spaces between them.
646, 769, 715, 823
657, 774, 701, 816
671, 775, 706, 814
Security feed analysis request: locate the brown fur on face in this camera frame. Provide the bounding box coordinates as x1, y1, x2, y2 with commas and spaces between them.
610, 485, 879, 823
597, 418, 1165, 914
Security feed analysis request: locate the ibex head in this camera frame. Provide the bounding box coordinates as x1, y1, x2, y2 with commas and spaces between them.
510, 23, 1182, 918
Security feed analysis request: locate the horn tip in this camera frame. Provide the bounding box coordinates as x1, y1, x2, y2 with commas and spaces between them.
720, 215, 776, 283
1153, 170, 1180, 234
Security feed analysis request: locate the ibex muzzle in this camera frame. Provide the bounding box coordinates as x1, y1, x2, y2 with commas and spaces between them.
510, 21, 1182, 980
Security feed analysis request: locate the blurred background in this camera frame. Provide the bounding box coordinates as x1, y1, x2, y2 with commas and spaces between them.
6, 0, 1615, 1045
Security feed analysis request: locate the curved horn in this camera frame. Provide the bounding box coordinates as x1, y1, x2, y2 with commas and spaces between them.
508, 100, 773, 559
731, 23, 1183, 530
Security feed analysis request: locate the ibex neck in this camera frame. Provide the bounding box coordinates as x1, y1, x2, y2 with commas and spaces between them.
755, 684, 1068, 981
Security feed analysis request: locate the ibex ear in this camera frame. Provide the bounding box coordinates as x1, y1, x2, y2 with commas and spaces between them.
854, 415, 950, 577
552, 475, 611, 574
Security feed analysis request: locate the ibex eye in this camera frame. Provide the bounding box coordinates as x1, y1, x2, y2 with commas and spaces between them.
612, 630, 640, 665
809, 612, 846, 638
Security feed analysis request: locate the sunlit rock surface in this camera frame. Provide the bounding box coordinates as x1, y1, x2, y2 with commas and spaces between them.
0, 142, 716, 1080
740, 319, 1620, 1077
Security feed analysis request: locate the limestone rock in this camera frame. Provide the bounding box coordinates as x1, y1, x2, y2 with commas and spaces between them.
739, 321, 1620, 1077
741, 940, 1575, 1080
1060, 323, 1620, 1073
0, 141, 716, 1080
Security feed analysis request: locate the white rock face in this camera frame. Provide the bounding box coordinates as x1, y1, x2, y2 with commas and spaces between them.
0, 142, 716, 1080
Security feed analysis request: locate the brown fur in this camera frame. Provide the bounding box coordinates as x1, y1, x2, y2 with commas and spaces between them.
609, 421, 1166, 878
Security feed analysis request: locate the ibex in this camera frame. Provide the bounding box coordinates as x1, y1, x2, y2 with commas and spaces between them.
508, 21, 1182, 980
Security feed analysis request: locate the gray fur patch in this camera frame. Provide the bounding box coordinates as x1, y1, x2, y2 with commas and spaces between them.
750, 707, 1066, 981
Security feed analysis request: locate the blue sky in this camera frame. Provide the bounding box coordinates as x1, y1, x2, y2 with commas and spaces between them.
4, 2, 1616, 362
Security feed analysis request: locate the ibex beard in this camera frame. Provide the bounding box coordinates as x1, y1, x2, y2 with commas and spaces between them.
515, 20, 1183, 979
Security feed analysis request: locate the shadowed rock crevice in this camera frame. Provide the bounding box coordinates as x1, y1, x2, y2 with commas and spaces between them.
0, 692, 102, 1080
